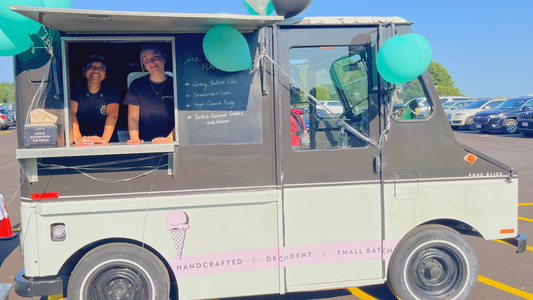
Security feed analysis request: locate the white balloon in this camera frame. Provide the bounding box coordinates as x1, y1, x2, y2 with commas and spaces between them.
245, 0, 270, 14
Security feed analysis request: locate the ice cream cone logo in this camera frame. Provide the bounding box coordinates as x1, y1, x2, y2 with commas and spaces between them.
167, 210, 189, 260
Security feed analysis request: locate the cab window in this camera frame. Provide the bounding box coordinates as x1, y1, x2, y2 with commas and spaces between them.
391, 77, 434, 121
289, 46, 372, 150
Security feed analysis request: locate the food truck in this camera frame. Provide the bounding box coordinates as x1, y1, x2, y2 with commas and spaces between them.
10, 6, 526, 300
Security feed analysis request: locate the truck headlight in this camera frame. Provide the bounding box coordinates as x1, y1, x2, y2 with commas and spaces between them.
489, 113, 505, 118
454, 113, 465, 117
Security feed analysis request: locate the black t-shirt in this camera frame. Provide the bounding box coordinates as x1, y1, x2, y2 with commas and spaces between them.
71, 82, 120, 142
123, 75, 175, 141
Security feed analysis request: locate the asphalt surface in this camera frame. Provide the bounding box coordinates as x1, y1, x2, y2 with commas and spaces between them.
0, 127, 532, 300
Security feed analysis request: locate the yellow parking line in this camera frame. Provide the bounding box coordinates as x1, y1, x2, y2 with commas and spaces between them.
0, 130, 14, 135
347, 287, 379, 300
494, 239, 533, 252
518, 216, 533, 223
478, 276, 533, 299
518, 203, 533, 206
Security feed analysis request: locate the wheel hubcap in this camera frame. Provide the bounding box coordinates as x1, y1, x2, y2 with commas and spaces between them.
409, 246, 465, 299
507, 121, 517, 133
90, 268, 147, 300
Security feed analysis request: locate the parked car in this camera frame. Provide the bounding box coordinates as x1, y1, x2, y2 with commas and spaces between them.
447, 99, 505, 131
317, 100, 344, 116
439, 96, 469, 104
443, 100, 474, 112
0, 109, 15, 126
0, 113, 9, 130
473, 96, 533, 134
517, 106, 533, 137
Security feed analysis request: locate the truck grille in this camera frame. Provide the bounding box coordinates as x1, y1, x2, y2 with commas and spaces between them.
518, 113, 533, 120
473, 117, 489, 124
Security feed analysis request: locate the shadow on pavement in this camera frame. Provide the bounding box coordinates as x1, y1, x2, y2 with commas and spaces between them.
0, 235, 19, 268
226, 289, 352, 300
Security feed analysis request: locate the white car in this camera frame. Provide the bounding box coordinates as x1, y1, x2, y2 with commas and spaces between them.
447, 99, 505, 130
443, 100, 474, 114
317, 100, 344, 116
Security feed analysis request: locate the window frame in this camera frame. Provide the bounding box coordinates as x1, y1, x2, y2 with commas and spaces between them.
61, 36, 178, 148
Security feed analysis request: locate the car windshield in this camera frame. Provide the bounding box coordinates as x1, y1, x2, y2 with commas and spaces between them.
0, 109, 9, 115
464, 100, 489, 109
498, 98, 531, 109
327, 102, 341, 106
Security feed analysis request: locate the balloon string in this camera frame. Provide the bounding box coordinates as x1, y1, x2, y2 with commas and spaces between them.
253, 52, 381, 150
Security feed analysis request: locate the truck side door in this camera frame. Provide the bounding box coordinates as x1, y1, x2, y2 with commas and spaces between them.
276, 26, 385, 291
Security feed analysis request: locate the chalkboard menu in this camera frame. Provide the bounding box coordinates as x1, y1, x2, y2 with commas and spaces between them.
176, 32, 263, 146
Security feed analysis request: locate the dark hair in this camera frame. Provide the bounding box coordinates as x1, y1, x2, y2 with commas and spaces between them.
84, 54, 106, 70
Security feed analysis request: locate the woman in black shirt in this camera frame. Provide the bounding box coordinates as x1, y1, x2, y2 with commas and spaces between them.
71, 54, 120, 144
124, 45, 175, 144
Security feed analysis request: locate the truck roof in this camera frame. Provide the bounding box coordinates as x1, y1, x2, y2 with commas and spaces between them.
279, 16, 409, 26
11, 6, 408, 34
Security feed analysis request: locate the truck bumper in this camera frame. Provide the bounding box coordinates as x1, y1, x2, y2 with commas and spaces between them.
14, 269, 63, 297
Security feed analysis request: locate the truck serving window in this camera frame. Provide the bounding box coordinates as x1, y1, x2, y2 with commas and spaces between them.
66, 39, 176, 144
289, 46, 371, 150
391, 77, 434, 121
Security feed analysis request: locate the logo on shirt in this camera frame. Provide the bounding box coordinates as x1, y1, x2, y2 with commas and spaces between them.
100, 105, 107, 115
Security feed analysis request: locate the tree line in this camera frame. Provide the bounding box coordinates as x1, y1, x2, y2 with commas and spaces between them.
0, 82, 14, 103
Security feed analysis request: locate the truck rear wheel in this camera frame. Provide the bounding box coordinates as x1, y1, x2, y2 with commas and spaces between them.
67, 243, 170, 300
387, 225, 478, 300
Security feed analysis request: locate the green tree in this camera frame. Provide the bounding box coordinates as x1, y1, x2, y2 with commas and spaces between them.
315, 86, 331, 100
427, 61, 464, 96
0, 82, 15, 103
399, 61, 465, 103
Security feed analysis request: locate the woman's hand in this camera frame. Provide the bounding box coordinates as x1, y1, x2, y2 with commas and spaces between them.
127, 138, 144, 144
76, 136, 108, 145
151, 137, 173, 144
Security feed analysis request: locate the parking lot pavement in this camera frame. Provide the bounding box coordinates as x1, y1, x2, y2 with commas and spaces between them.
0, 129, 532, 300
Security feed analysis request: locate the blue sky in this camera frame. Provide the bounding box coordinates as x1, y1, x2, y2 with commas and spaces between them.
1, 0, 532, 98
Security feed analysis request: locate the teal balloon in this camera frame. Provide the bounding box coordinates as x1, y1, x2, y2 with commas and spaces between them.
0, 0, 44, 34
43, 0, 71, 8
405, 33, 432, 77
0, 23, 32, 56
203, 25, 252, 72
243, 0, 274, 15
377, 35, 423, 84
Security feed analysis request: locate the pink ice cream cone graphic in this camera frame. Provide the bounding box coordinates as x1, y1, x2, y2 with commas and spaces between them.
167, 210, 189, 260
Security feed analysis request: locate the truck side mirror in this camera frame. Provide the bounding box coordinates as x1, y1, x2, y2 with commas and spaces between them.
484, 106, 491, 110
522, 106, 531, 111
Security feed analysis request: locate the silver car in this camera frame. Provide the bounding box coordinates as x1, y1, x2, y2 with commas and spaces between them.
447, 99, 505, 131
0, 109, 15, 126
0, 112, 9, 130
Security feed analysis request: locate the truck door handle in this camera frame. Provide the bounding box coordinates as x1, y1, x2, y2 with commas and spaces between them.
373, 156, 380, 174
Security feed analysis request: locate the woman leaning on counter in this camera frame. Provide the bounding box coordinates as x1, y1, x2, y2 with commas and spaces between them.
71, 54, 120, 144
124, 45, 175, 144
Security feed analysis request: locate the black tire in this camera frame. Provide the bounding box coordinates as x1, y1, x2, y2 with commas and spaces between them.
465, 117, 476, 131
503, 119, 518, 134
67, 243, 170, 300
1, 125, 8, 130
387, 225, 478, 300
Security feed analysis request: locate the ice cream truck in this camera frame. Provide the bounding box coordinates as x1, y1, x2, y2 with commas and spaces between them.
10, 5, 526, 300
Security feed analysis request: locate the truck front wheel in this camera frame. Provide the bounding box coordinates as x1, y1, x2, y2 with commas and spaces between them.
67, 243, 170, 300
387, 225, 478, 300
